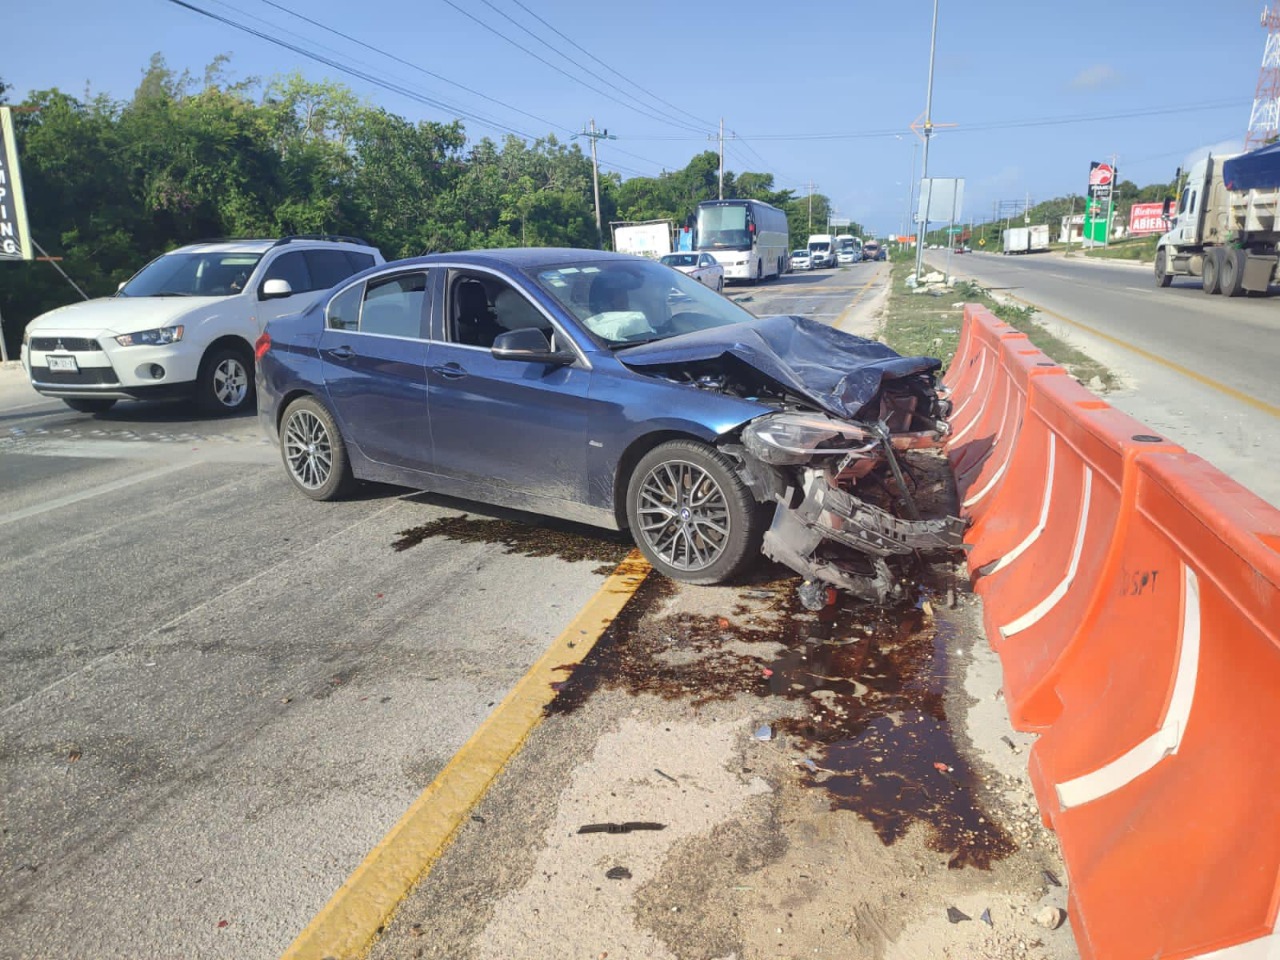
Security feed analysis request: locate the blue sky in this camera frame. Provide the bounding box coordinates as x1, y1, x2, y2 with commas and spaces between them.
7, 0, 1264, 236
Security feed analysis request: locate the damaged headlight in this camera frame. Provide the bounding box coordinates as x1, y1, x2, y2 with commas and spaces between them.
741, 412, 879, 465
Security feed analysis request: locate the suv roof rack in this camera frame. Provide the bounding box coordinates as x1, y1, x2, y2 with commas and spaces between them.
271, 234, 372, 248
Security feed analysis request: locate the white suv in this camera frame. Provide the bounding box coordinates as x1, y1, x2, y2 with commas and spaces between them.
21, 235, 384, 415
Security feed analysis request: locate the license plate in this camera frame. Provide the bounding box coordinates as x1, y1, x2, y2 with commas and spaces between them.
47, 355, 79, 373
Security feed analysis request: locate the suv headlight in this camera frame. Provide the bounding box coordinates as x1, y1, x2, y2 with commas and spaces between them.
742, 412, 878, 465
115, 325, 184, 347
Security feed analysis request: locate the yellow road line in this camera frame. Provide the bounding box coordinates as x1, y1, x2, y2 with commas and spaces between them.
281, 552, 651, 960
833, 272, 880, 332
1006, 292, 1280, 421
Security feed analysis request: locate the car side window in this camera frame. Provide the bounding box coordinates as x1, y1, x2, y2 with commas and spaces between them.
447, 272, 557, 350
327, 283, 363, 331
360, 273, 429, 339
306, 249, 362, 291
345, 251, 375, 273
261, 251, 312, 297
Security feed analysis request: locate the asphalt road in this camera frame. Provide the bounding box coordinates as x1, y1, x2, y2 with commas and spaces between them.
0, 264, 891, 960
950, 251, 1280, 506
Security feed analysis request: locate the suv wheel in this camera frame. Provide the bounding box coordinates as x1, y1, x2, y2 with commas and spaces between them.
197, 345, 255, 414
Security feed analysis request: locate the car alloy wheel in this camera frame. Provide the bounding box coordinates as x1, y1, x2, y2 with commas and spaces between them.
213, 356, 249, 408
284, 408, 332, 490
636, 460, 732, 572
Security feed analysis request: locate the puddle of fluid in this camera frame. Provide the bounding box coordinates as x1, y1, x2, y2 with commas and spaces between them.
392, 514, 632, 574
548, 572, 1014, 871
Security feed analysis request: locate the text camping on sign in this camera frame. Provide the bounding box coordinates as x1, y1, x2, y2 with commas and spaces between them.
0, 108, 33, 261
1128, 201, 1171, 236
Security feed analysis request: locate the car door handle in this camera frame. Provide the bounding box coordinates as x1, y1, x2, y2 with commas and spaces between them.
431, 362, 468, 380
327, 345, 355, 360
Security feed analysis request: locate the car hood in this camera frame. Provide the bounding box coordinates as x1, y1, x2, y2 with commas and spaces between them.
29, 297, 218, 335
616, 314, 940, 420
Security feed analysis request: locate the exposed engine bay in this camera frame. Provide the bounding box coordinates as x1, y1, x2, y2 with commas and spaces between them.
618, 314, 968, 605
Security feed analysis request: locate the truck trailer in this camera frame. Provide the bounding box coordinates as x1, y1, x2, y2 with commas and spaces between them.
1156, 146, 1280, 295
1001, 224, 1050, 255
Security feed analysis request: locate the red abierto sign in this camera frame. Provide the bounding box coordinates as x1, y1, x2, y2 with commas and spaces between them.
1128, 202, 1170, 236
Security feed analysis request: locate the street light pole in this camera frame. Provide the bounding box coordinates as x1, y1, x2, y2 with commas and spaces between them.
914, 0, 940, 281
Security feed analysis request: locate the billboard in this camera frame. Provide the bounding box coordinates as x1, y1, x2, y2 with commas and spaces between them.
0, 107, 33, 261
1128, 202, 1170, 236
610, 220, 672, 259
918, 177, 965, 222
1083, 161, 1116, 245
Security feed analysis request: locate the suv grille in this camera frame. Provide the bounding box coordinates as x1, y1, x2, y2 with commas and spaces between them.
30, 337, 103, 352
30, 366, 120, 385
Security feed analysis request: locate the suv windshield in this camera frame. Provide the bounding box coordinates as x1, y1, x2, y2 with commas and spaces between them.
533, 259, 755, 347
119, 252, 263, 298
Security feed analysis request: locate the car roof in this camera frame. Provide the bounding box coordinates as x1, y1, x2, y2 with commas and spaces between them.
373, 247, 651, 273
173, 237, 375, 256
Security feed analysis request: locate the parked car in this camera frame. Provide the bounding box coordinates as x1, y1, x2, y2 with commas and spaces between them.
837, 248, 858, 265
790, 249, 813, 271
659, 251, 725, 292
257, 249, 962, 603
21, 235, 384, 415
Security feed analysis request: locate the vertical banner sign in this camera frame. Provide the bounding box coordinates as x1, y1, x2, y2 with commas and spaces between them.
1084, 161, 1115, 246
0, 107, 33, 261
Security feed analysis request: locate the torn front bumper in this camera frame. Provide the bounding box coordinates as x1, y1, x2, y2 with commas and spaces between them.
762, 474, 968, 603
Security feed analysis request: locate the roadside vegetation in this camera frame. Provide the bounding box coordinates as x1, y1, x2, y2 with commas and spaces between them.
879, 260, 1116, 389
1071, 234, 1159, 262
0, 56, 844, 354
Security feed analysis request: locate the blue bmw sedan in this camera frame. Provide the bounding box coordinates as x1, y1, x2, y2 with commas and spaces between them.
256, 249, 963, 603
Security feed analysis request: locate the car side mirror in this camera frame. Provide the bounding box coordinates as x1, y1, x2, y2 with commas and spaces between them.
1161, 197, 1173, 218
260, 278, 294, 300
117, 281, 127, 292
491, 327, 575, 365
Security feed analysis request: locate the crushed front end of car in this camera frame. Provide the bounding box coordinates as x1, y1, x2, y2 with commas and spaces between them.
731, 387, 966, 605
617, 314, 968, 604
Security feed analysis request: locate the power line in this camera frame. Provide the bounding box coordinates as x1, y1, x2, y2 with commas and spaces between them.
473, 0, 706, 135
254, 0, 570, 137
166, 0, 538, 139
505, 0, 715, 130
437, 0, 707, 135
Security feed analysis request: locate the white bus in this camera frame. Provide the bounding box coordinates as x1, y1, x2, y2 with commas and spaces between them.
694, 199, 790, 283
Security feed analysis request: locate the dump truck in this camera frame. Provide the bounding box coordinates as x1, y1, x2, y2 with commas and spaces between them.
1155, 146, 1280, 295
1002, 224, 1050, 255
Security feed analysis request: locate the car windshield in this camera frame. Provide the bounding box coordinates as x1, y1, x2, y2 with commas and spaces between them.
809, 242, 829, 252
532, 259, 755, 348
661, 254, 699, 267
119, 252, 263, 297
792, 250, 807, 258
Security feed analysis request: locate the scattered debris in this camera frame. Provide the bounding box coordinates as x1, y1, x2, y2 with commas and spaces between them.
717, 617, 730, 629
754, 724, 775, 741
980, 908, 993, 926
410, 924, 425, 937
1042, 869, 1062, 887
1001, 735, 1018, 752
653, 768, 678, 784
605, 866, 632, 881
578, 822, 666, 835
217, 920, 229, 929
66, 749, 82, 764
470, 814, 486, 824
803, 758, 819, 772
1035, 906, 1067, 930
761, 668, 774, 679
933, 761, 953, 773
946, 906, 971, 924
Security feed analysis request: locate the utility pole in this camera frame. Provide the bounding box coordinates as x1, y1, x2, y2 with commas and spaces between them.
1105, 151, 1119, 247
574, 119, 616, 248
804, 181, 818, 234
707, 119, 737, 200
904, 140, 918, 251
914, 0, 940, 281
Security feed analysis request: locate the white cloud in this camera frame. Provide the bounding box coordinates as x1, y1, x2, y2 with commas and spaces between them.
1183, 138, 1244, 170
1070, 64, 1122, 90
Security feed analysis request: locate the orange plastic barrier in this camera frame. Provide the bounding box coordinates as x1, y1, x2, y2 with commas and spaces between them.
946, 302, 1280, 960
1027, 453, 1280, 960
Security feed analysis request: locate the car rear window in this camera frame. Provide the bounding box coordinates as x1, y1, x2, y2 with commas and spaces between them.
306, 249, 363, 291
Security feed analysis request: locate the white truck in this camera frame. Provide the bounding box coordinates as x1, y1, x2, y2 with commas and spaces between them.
1001, 224, 1050, 255
1155, 150, 1280, 295
807, 234, 838, 269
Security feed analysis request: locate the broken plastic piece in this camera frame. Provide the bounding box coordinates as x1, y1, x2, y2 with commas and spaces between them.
933, 762, 953, 773
761, 667, 774, 679
980, 908, 992, 927
605, 866, 632, 880
578, 822, 666, 835
654, 768, 678, 784
946, 907, 971, 924
754, 724, 774, 741
803, 758, 818, 772
1043, 869, 1062, 887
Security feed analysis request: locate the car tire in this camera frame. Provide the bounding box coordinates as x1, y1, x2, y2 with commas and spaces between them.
197, 345, 255, 414
62, 398, 117, 414
279, 395, 355, 501
716, 276, 724, 293
1202, 248, 1223, 295
1221, 248, 1247, 297
1155, 247, 1173, 287
626, 439, 766, 585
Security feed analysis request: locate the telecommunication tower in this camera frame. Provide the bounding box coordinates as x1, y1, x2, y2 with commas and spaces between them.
1245, 5, 1280, 149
